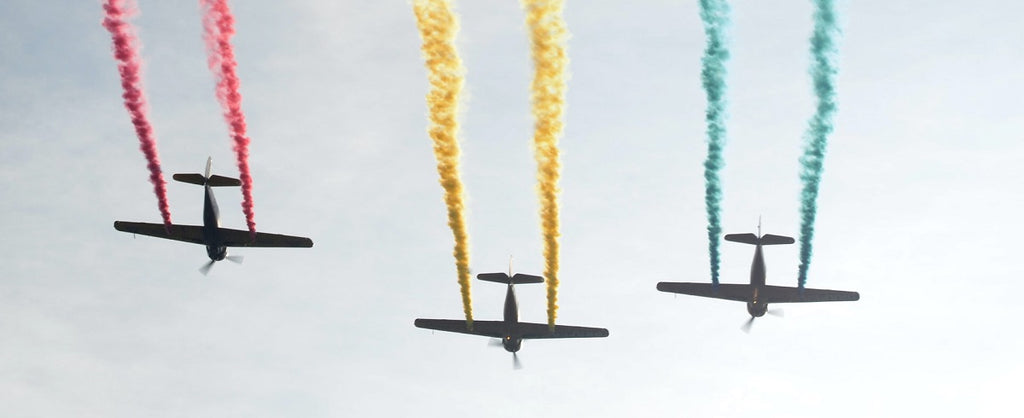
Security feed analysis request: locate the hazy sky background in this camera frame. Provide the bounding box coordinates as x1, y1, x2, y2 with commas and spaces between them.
1, 0, 1021, 416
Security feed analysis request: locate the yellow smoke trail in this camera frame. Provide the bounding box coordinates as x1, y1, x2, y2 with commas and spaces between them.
413, 0, 473, 327
522, 0, 568, 329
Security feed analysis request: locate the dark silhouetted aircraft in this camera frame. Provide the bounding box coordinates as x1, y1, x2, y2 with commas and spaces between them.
415, 266, 609, 369
657, 224, 859, 331
114, 158, 313, 274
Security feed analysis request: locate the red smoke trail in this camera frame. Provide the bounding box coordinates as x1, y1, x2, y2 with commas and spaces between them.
101, 0, 173, 231
200, 0, 256, 238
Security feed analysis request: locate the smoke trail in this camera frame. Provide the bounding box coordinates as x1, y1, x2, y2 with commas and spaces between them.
698, 0, 731, 287
200, 0, 256, 239
797, 0, 840, 288
102, 0, 173, 230
522, 0, 568, 329
413, 0, 474, 326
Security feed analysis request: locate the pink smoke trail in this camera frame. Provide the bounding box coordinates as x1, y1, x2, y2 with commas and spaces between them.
101, 0, 173, 231
200, 0, 256, 239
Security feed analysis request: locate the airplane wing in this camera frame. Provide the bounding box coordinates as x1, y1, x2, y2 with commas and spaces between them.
656, 282, 754, 302
113, 221, 205, 245
759, 285, 860, 303
516, 322, 609, 339
218, 227, 314, 248
414, 319, 506, 338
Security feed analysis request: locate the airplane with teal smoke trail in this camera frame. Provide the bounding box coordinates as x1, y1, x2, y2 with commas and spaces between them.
657, 219, 859, 332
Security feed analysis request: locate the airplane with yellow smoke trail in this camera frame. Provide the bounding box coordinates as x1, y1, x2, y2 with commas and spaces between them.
657, 220, 859, 332
414, 264, 608, 369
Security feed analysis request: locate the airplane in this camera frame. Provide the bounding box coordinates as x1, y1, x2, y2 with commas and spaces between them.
415, 266, 609, 369
114, 157, 313, 274
657, 223, 859, 331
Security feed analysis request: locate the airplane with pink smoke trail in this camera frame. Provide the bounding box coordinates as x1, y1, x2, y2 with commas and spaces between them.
113, 157, 312, 275
657, 220, 859, 332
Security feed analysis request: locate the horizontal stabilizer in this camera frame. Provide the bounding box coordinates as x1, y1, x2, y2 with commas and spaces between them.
477, 272, 544, 284
207, 175, 241, 187
724, 233, 759, 245
760, 234, 795, 245
171, 173, 241, 187
172, 173, 206, 186
511, 273, 544, 284
723, 233, 794, 246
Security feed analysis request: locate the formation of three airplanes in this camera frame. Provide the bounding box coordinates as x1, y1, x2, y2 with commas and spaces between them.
115, 157, 859, 368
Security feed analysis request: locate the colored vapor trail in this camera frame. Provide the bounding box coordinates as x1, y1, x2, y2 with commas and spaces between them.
102, 0, 173, 230
697, 0, 731, 287
413, 0, 474, 325
200, 0, 256, 239
797, 0, 840, 288
522, 0, 568, 329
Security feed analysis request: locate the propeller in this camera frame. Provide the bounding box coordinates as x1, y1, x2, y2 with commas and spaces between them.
199, 260, 216, 275
741, 308, 785, 333
199, 254, 245, 275
741, 316, 756, 333
488, 338, 523, 370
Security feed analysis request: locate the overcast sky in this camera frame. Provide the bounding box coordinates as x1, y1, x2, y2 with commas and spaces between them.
1, 0, 1022, 416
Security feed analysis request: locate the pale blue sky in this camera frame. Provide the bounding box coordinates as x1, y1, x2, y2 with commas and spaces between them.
1, 0, 1021, 416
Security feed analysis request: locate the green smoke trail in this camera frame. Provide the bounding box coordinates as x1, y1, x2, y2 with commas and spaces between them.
698, 0, 730, 287
797, 0, 840, 289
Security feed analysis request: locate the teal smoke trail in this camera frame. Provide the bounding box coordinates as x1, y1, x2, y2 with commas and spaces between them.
699, 0, 730, 287
797, 0, 840, 289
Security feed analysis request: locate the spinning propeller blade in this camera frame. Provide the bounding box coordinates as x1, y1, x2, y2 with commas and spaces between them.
741, 316, 755, 333
199, 260, 216, 275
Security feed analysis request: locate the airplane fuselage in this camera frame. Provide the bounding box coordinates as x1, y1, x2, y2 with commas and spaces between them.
202, 184, 227, 261
501, 284, 523, 353
746, 244, 768, 318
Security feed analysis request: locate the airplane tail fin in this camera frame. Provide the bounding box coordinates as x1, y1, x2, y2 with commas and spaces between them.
724, 233, 794, 246
172, 158, 241, 187
477, 272, 545, 285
